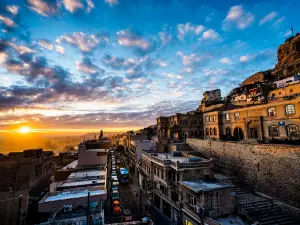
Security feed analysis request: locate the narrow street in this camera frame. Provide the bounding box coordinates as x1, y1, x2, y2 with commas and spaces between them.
104, 150, 141, 224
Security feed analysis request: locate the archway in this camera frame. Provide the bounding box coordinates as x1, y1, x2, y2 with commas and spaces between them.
248, 120, 259, 139
233, 127, 244, 141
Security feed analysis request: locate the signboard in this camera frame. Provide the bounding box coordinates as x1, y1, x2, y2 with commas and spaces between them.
278, 121, 286, 126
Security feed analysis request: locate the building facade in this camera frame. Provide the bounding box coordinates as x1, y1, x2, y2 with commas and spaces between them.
203, 97, 300, 142
0, 149, 53, 225
138, 151, 235, 225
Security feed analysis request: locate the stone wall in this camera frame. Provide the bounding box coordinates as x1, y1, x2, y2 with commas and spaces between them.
186, 138, 300, 208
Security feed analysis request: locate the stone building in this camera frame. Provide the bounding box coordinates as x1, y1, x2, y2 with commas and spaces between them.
157, 111, 204, 140
203, 96, 300, 142
0, 149, 53, 225
138, 151, 235, 225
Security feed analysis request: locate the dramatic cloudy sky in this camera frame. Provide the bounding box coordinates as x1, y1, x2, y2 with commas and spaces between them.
0, 0, 299, 131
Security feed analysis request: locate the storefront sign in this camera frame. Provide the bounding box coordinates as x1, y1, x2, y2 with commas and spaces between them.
278, 121, 286, 126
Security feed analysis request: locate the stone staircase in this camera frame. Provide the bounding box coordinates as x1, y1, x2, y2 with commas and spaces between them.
228, 177, 299, 225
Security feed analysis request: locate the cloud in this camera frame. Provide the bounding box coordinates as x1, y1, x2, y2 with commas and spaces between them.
39, 39, 54, 50
272, 16, 285, 27
63, 0, 95, 13
27, 0, 59, 16
57, 32, 108, 52
76, 57, 101, 75
223, 5, 254, 30
0, 52, 8, 64
105, 0, 119, 6
201, 29, 220, 40
220, 57, 232, 64
0, 15, 17, 27
55, 45, 65, 54
126, 66, 147, 80
240, 55, 249, 63
158, 31, 172, 46
117, 29, 153, 54
177, 51, 212, 73
177, 22, 205, 40
163, 73, 183, 79
203, 68, 232, 76
7, 42, 36, 54
6, 5, 19, 15
259, 11, 278, 25
102, 54, 126, 70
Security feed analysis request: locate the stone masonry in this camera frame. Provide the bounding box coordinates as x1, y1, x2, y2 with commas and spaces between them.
186, 138, 300, 209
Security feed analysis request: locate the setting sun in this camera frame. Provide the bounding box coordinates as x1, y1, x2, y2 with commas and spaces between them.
18, 126, 31, 134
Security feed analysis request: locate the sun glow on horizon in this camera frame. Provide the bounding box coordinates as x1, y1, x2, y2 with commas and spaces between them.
18, 126, 31, 134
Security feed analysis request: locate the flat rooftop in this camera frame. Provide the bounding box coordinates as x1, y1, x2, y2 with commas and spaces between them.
59, 179, 105, 189
180, 179, 234, 193
40, 188, 106, 203
68, 170, 106, 179
155, 153, 205, 163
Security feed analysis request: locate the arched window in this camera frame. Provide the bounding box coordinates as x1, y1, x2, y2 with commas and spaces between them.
213, 128, 217, 135
206, 128, 209, 135
286, 124, 299, 137
269, 125, 279, 137
267, 107, 276, 117
285, 104, 295, 115
213, 115, 216, 122
210, 128, 212, 135
209, 116, 213, 122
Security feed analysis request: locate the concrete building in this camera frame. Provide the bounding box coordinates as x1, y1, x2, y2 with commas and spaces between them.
38, 138, 108, 224
202, 89, 222, 104
269, 81, 300, 98
274, 74, 300, 88
0, 149, 53, 225
78, 140, 109, 166
138, 151, 235, 225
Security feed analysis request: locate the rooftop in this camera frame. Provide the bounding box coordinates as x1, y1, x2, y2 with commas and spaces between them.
179, 179, 234, 193
62, 160, 78, 169
58, 178, 105, 189
40, 188, 106, 203
68, 170, 106, 179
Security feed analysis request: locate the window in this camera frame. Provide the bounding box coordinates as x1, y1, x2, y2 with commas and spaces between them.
210, 128, 212, 135
209, 116, 213, 122
161, 170, 164, 180
268, 107, 276, 117
225, 113, 231, 121
206, 128, 209, 135
269, 125, 279, 137
290, 89, 293, 93
205, 116, 209, 123
234, 112, 240, 120
213, 115, 216, 122
286, 125, 299, 137
213, 128, 217, 135
278, 92, 281, 95
285, 104, 295, 115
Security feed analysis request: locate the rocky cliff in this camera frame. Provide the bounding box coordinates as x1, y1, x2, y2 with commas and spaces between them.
273, 34, 300, 77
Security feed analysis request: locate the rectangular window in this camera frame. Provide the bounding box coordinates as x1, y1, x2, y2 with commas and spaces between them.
290, 89, 293, 93
225, 114, 231, 121
161, 170, 164, 180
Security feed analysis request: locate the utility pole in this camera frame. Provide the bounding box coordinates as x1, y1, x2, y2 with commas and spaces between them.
17, 195, 22, 225
87, 192, 90, 224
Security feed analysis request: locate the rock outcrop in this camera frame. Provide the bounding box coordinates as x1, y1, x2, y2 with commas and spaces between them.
273, 34, 300, 77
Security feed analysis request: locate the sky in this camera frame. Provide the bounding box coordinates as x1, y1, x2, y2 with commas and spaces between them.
0, 0, 299, 132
